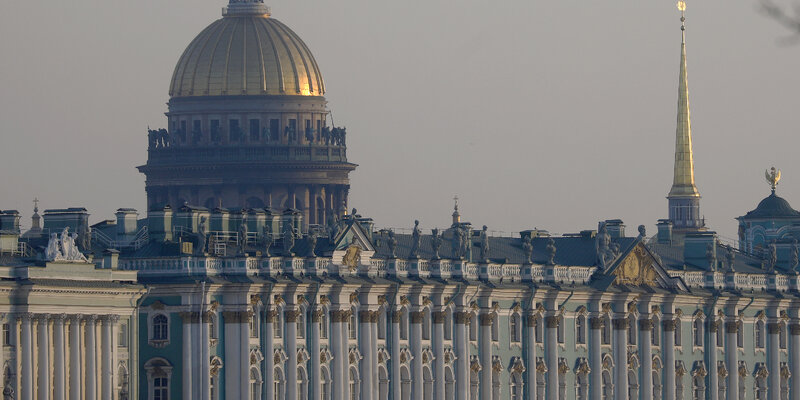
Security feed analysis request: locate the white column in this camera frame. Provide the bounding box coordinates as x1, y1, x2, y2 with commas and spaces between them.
0, 315, 7, 396
342, 310, 351, 400
310, 309, 322, 400
181, 312, 193, 400
331, 310, 345, 400
768, 321, 781, 400
101, 316, 113, 400
20, 314, 33, 400
239, 312, 251, 400
391, 310, 402, 400
200, 312, 211, 400
640, 319, 653, 400
370, 313, 379, 400
432, 310, 445, 400
410, 310, 424, 400
264, 309, 276, 400
590, 316, 603, 400
68, 315, 82, 400
708, 320, 719, 400
359, 310, 374, 400
725, 321, 738, 400
526, 314, 538, 400
53, 314, 66, 400
545, 315, 558, 400
480, 312, 493, 400
613, 317, 628, 400
37, 315, 50, 400
790, 323, 800, 400
286, 309, 299, 400
663, 319, 676, 400
84, 315, 97, 400
454, 311, 470, 399
224, 312, 240, 400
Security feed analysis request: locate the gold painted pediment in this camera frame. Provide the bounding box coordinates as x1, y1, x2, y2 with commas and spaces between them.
612, 244, 659, 286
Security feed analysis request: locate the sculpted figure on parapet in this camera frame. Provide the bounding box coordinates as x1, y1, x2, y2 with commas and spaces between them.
195, 217, 208, 255
595, 222, 617, 270
45, 228, 87, 262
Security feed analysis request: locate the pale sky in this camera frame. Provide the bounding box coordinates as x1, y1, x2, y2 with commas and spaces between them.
1, 0, 799, 241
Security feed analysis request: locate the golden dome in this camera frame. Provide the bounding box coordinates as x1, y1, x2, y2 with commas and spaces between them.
169, 8, 325, 98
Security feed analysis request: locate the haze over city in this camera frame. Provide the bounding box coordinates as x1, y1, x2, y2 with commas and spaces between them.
2, 0, 799, 240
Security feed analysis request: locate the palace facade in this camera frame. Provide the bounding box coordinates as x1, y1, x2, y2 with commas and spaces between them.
1, 1, 799, 400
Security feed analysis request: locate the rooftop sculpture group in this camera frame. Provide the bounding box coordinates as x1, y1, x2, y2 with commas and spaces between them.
45, 227, 88, 262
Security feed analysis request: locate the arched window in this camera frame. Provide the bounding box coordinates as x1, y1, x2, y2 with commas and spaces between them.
491, 365, 500, 400
144, 358, 173, 400
469, 313, 478, 342
445, 367, 456, 400
209, 313, 219, 341
320, 307, 329, 340
628, 314, 637, 345
152, 314, 169, 341
401, 310, 409, 340
118, 363, 130, 399
652, 316, 661, 347
602, 370, 613, 400
737, 320, 743, 348
249, 306, 260, 338
576, 314, 587, 345
491, 312, 499, 342
274, 306, 283, 339
693, 317, 704, 347
755, 320, 765, 349
535, 362, 546, 399
424, 365, 434, 400
755, 370, 767, 400
348, 309, 357, 340
510, 372, 523, 400
471, 367, 481, 400
718, 363, 726, 399
444, 310, 453, 341
510, 312, 521, 343
273, 367, 285, 400
676, 370, 684, 399
320, 366, 331, 400
422, 309, 432, 341
653, 358, 663, 399
556, 316, 564, 344
693, 374, 706, 400
780, 364, 790, 400
379, 366, 390, 400
349, 366, 360, 400
602, 314, 611, 345
780, 321, 787, 350
378, 308, 387, 340
628, 370, 639, 399
716, 320, 724, 347
250, 367, 262, 400
296, 367, 308, 400
401, 365, 412, 400
674, 318, 682, 347
297, 308, 306, 339
534, 315, 543, 344
576, 369, 589, 399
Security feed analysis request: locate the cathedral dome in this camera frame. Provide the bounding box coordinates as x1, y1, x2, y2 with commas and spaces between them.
742, 193, 800, 219
169, 4, 325, 98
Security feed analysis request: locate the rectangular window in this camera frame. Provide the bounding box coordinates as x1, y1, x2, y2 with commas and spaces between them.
229, 119, 240, 142
288, 119, 297, 142
321, 315, 328, 339
2, 323, 10, 346
210, 120, 220, 142
535, 317, 543, 344
716, 324, 724, 347
249, 119, 260, 141
469, 315, 477, 342
192, 120, 202, 143
316, 120, 321, 141
270, 119, 279, 141
674, 320, 682, 347
118, 323, 128, 348
179, 120, 187, 142
304, 119, 312, 142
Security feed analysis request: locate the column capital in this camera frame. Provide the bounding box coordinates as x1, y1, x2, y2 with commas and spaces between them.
410, 311, 425, 324
331, 310, 350, 323
454, 312, 471, 325
84, 315, 98, 323
725, 321, 739, 334
369, 311, 379, 323
358, 310, 373, 322
432, 311, 446, 324
68, 314, 83, 323
612, 318, 629, 330
52, 314, 68, 324
179, 311, 199, 322
767, 322, 782, 334
662, 319, 676, 332
545, 315, 560, 328
35, 314, 51, 322
265, 310, 279, 323
479, 313, 495, 326
285, 310, 302, 323
525, 315, 538, 327
589, 317, 605, 329
223, 311, 253, 323
639, 319, 654, 331
312, 310, 325, 323
391, 311, 403, 323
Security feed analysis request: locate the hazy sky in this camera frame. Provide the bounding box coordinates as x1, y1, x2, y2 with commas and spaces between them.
1, 0, 799, 241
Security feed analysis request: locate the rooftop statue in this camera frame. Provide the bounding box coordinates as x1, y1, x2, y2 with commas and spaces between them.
546, 238, 557, 266
791, 240, 800, 275
452, 227, 463, 259
766, 166, 781, 193
479, 225, 490, 262
767, 243, 778, 274
595, 223, 617, 270
262, 226, 273, 257
706, 243, 717, 272
430, 228, 442, 260
238, 215, 248, 255
409, 220, 421, 259
195, 217, 208, 256
307, 231, 318, 257
521, 235, 533, 264
387, 230, 398, 259
725, 246, 735, 272
46, 228, 87, 262
45, 233, 64, 261
283, 224, 295, 257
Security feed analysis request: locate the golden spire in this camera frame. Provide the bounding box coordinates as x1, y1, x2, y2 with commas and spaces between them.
668, 1, 700, 198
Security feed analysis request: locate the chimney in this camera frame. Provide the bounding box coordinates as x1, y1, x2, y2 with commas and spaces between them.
148, 205, 173, 242
603, 219, 625, 239
102, 249, 120, 269
656, 219, 673, 244
684, 231, 718, 270
0, 211, 21, 233
115, 209, 139, 237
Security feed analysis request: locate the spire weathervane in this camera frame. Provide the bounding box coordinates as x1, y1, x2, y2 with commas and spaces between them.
766, 167, 781, 194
